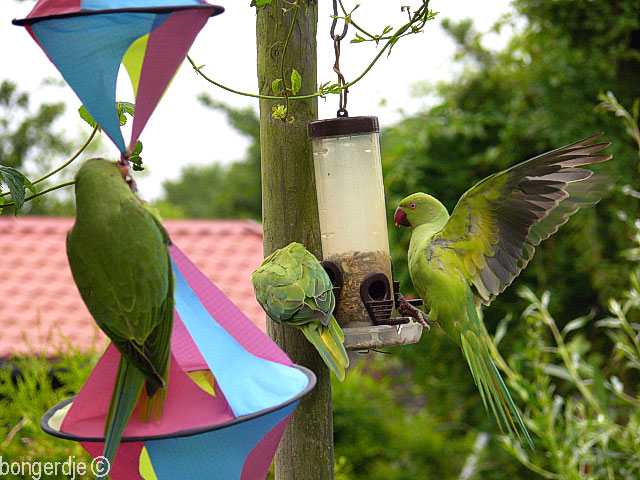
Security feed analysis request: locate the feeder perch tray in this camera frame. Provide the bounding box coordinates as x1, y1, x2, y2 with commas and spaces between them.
342, 320, 423, 350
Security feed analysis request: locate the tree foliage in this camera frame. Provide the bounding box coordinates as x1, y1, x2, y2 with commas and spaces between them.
157, 95, 261, 220
377, 0, 640, 478
0, 80, 72, 173
0, 79, 80, 216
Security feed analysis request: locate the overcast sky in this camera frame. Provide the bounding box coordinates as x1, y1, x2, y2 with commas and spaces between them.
3, 0, 514, 200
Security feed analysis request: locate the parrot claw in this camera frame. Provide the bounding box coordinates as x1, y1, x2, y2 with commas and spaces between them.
397, 293, 431, 330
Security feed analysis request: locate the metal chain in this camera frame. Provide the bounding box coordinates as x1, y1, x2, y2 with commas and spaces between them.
330, 0, 348, 41
333, 35, 348, 117
331, 0, 349, 116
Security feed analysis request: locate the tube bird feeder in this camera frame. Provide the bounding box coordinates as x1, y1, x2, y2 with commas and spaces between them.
309, 116, 422, 349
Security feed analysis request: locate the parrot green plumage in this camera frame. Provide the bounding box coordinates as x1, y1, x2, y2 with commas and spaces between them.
66, 159, 174, 477
394, 133, 611, 447
251, 242, 349, 381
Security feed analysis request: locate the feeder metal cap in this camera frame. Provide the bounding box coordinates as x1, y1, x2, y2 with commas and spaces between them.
308, 116, 379, 139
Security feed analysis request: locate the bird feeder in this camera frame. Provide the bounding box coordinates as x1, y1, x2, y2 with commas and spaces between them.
309, 116, 422, 349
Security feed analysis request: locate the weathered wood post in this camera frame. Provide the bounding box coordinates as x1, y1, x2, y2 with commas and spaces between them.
256, 1, 334, 479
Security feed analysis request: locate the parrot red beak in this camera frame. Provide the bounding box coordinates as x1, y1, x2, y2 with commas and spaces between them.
394, 206, 410, 227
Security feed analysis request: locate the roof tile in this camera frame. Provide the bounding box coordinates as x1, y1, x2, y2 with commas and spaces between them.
0, 216, 266, 358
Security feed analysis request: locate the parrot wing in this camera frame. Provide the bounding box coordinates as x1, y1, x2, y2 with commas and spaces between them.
67, 196, 174, 389
251, 242, 332, 326
433, 133, 611, 305
251, 243, 349, 380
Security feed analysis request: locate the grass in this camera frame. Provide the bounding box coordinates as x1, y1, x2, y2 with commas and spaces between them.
0, 345, 98, 480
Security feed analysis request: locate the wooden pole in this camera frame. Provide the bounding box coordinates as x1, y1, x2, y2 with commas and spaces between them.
256, 2, 334, 479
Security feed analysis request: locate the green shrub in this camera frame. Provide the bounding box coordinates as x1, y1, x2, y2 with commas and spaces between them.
0, 348, 97, 480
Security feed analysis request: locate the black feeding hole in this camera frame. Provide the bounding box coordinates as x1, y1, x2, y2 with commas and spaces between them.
368, 279, 388, 301
322, 260, 343, 288
326, 266, 336, 284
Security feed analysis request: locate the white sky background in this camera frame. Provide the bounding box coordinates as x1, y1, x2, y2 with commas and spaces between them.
2, 0, 514, 200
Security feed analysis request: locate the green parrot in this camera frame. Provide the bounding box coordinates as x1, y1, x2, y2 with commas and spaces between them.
67, 159, 174, 477
393, 133, 611, 446
251, 242, 349, 381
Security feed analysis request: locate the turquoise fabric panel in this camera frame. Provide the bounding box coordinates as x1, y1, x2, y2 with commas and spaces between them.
172, 261, 309, 417
30, 13, 162, 153
145, 401, 297, 480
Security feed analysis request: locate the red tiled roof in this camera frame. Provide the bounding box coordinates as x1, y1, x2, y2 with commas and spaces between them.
0, 216, 266, 358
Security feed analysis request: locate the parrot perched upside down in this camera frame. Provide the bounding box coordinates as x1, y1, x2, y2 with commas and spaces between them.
67, 159, 174, 477
394, 133, 611, 446
251, 242, 349, 381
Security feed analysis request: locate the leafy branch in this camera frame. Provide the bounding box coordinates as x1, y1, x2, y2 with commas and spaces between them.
190, 1, 436, 113
341, 1, 434, 47
596, 91, 640, 155
272, 0, 303, 122
0, 125, 96, 215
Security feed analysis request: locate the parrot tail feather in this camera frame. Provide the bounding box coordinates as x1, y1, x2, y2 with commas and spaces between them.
136, 383, 167, 423
100, 357, 145, 479
300, 318, 349, 381
461, 334, 533, 448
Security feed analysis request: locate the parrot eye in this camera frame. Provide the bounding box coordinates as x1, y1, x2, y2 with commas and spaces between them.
409, 202, 416, 210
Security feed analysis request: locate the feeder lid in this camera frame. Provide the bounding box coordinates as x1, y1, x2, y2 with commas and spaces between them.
308, 116, 379, 139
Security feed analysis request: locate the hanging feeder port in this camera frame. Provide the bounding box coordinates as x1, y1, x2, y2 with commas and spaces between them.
360, 272, 407, 325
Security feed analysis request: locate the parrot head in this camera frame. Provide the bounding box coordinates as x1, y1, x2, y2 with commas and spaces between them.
76, 158, 137, 193
394, 193, 449, 229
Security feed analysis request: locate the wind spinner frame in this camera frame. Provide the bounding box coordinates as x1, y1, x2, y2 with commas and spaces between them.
12, 0, 225, 158
38, 246, 316, 480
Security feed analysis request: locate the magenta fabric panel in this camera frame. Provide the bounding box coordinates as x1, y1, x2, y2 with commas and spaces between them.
82, 441, 144, 480
61, 344, 234, 439
27, 0, 81, 18
171, 311, 209, 372
169, 245, 292, 366
239, 415, 292, 480
130, 8, 212, 148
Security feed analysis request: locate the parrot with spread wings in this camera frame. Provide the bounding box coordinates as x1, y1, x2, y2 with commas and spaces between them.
251, 242, 349, 381
67, 158, 173, 477
393, 133, 611, 446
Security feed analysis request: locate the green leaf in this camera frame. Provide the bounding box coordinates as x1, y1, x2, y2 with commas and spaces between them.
129, 156, 144, 171
129, 141, 144, 171
250, 0, 273, 7
290, 69, 302, 96
541, 364, 574, 383
132, 140, 143, 156
0, 165, 35, 215
493, 313, 512, 346
118, 101, 135, 117
272, 78, 283, 95
117, 102, 135, 126
271, 104, 287, 121
562, 316, 590, 336
78, 106, 101, 131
